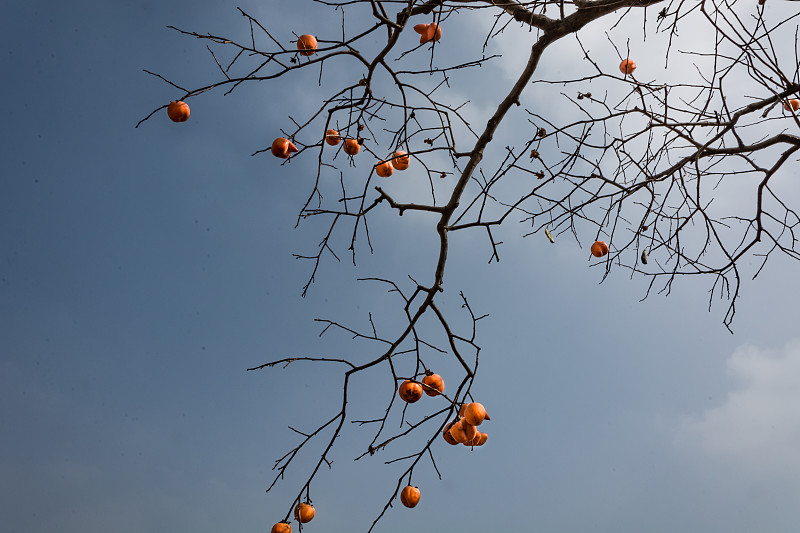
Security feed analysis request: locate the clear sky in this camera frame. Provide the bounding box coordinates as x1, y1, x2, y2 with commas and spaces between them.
2, 1, 800, 532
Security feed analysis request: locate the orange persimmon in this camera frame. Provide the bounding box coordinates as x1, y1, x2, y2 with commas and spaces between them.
271, 522, 291, 533
167, 101, 190, 122
343, 138, 361, 155
400, 486, 421, 508
464, 431, 481, 446
449, 419, 477, 444
399, 380, 423, 403
297, 34, 317, 56
325, 129, 341, 145
619, 58, 636, 75
421, 372, 444, 397
392, 150, 410, 170
414, 23, 442, 44
271, 138, 299, 158
376, 160, 393, 177
463, 402, 489, 426
294, 503, 315, 524
591, 240, 609, 258
442, 421, 459, 445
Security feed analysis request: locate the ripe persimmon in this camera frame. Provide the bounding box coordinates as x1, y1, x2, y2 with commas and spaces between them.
272, 138, 299, 158
414, 23, 442, 44
343, 138, 361, 155
476, 432, 488, 446
325, 129, 341, 146
392, 150, 410, 170
297, 34, 317, 56
449, 419, 477, 444
421, 372, 444, 397
294, 503, 315, 524
591, 240, 609, 258
167, 101, 190, 122
442, 421, 459, 445
784, 99, 800, 112
463, 402, 489, 426
271, 522, 292, 533
376, 160, 393, 177
399, 380, 423, 403
619, 58, 636, 75
400, 486, 421, 508
464, 431, 481, 446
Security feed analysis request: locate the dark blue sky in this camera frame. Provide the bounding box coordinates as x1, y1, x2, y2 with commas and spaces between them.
3, 1, 800, 532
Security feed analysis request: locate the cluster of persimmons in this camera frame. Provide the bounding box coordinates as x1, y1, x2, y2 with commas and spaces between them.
165, 30, 442, 179
393, 371, 492, 511
265, 371, 488, 531
319, 129, 412, 177
398, 372, 490, 449
264, 28, 424, 174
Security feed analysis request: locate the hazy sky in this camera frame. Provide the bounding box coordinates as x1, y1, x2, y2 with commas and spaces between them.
2, 1, 800, 532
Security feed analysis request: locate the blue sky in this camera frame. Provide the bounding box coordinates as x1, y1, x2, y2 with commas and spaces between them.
3, 1, 800, 532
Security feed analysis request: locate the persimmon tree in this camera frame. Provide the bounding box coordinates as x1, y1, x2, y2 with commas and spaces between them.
138, 0, 800, 531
